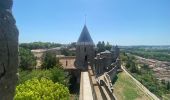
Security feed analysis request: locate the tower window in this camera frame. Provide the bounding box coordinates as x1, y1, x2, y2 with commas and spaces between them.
84, 47, 86, 52
66, 60, 68, 66
85, 55, 88, 61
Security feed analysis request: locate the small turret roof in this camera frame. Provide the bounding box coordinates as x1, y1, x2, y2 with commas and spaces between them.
77, 25, 94, 45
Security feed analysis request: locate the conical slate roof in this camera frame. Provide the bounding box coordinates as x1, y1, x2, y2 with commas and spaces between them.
77, 25, 94, 45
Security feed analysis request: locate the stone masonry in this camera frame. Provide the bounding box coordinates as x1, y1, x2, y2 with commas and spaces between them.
0, 0, 19, 99
75, 25, 95, 70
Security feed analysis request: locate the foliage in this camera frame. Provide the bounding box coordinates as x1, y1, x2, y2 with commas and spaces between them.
129, 61, 138, 73
133, 70, 168, 97
15, 78, 70, 100
120, 52, 128, 64
105, 42, 112, 51
167, 81, 170, 90
18, 67, 70, 87
68, 42, 76, 48
124, 55, 139, 73
125, 61, 131, 69
121, 53, 170, 98
50, 67, 70, 86
125, 48, 170, 62
18, 69, 51, 84
61, 49, 69, 56
97, 41, 112, 53
19, 47, 36, 70
20, 42, 61, 50
61, 48, 75, 56
42, 52, 58, 69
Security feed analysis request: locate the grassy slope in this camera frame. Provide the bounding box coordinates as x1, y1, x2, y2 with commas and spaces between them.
113, 71, 151, 100
163, 94, 170, 100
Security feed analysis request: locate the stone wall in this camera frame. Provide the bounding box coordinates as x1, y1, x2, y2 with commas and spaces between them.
106, 65, 118, 82
94, 51, 113, 75
76, 44, 95, 70
0, 0, 19, 99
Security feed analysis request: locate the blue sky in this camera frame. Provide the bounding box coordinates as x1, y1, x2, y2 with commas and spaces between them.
13, 0, 170, 45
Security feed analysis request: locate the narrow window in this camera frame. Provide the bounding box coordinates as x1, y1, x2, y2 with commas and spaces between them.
84, 47, 86, 52
85, 55, 88, 61
66, 60, 68, 66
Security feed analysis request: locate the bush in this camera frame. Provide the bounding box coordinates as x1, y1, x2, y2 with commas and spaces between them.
19, 47, 36, 70
18, 67, 70, 86
18, 69, 52, 84
15, 78, 70, 100
42, 52, 57, 69
50, 67, 70, 86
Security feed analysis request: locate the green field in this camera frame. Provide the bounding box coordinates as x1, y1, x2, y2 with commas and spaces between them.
113, 71, 151, 100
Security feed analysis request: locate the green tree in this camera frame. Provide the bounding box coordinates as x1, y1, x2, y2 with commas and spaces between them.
142, 64, 149, 70
42, 52, 57, 69
120, 52, 128, 63
97, 41, 102, 52
97, 41, 106, 52
19, 47, 36, 70
50, 67, 70, 86
105, 42, 112, 51
61, 49, 69, 56
102, 41, 105, 47
97, 41, 113, 52
15, 78, 70, 100
130, 61, 137, 73
18, 68, 70, 86
69, 42, 76, 48
125, 61, 131, 69
167, 81, 170, 90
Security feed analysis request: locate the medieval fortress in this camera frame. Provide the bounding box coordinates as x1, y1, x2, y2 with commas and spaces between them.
32, 24, 121, 99
74, 24, 121, 80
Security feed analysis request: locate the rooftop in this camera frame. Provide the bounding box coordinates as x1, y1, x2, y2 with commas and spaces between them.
77, 25, 94, 45
101, 50, 111, 54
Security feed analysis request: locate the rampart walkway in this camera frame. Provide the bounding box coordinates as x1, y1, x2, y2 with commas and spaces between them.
79, 72, 93, 100
79, 66, 116, 100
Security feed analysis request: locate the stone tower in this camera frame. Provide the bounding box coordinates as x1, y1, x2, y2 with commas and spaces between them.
111, 45, 120, 61
75, 25, 95, 70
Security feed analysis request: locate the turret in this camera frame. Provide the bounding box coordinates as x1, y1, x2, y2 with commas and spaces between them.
75, 25, 95, 70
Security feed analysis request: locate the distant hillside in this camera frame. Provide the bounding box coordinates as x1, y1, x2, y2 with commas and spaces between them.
19, 42, 62, 50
